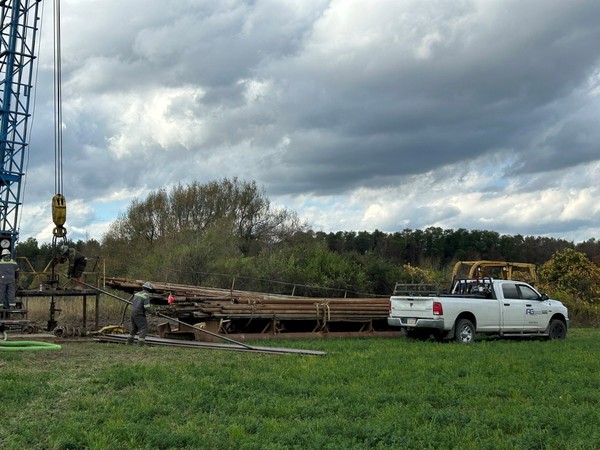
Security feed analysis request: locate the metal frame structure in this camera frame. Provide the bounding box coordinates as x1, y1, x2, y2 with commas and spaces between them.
0, 0, 42, 253
450, 260, 538, 284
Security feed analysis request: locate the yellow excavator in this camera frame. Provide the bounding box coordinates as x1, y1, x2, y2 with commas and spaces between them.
450, 260, 538, 284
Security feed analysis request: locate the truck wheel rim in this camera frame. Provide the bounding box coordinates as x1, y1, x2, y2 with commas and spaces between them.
459, 326, 472, 342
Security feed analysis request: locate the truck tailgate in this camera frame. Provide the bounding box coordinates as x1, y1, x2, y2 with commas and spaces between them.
390, 296, 434, 318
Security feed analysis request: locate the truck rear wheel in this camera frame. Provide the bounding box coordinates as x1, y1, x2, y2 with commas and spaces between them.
454, 319, 475, 344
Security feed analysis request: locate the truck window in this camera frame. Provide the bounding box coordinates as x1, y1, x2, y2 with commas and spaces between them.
502, 284, 520, 299
518, 285, 540, 300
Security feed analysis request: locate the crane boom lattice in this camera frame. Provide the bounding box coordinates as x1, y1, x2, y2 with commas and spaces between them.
0, 0, 42, 252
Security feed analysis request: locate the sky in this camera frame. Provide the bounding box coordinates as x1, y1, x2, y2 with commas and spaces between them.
16, 0, 600, 244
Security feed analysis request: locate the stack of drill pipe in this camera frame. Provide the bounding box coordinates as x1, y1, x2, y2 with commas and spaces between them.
209, 297, 389, 320
104, 277, 313, 302
104, 277, 390, 321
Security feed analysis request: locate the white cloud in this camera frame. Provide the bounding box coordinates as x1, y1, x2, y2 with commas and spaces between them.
14, 0, 600, 245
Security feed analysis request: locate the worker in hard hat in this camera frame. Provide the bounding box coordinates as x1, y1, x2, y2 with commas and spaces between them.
55, 245, 87, 289
0, 249, 19, 318
126, 281, 156, 347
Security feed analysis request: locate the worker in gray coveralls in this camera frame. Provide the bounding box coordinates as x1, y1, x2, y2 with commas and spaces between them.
57, 245, 87, 288
0, 249, 19, 317
126, 281, 156, 347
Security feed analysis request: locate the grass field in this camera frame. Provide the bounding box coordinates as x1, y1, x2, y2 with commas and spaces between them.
1, 328, 599, 449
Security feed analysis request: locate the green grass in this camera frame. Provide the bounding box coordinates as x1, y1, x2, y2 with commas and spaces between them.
1, 329, 600, 449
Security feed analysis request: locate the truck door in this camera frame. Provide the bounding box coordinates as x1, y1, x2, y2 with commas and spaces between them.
519, 284, 547, 330
500, 283, 525, 330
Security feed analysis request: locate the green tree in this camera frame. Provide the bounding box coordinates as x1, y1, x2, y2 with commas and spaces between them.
539, 248, 600, 303
101, 178, 305, 278
15, 237, 40, 260
576, 238, 600, 266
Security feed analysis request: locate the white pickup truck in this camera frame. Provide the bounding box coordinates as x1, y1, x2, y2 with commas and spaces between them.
388, 278, 569, 343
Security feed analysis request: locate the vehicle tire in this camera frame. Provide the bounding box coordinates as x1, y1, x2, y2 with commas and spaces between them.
547, 319, 567, 340
454, 319, 475, 344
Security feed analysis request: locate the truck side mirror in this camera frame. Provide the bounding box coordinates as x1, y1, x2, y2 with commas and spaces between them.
540, 293, 549, 301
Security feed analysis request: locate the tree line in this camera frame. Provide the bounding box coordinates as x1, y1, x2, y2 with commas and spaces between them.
15, 178, 600, 299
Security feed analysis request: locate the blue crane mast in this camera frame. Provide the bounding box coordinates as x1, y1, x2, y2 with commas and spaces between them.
0, 0, 42, 255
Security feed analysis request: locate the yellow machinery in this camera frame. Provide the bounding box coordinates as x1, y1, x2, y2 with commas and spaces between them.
451, 260, 538, 284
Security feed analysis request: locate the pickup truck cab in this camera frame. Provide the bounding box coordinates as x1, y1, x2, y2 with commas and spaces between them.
388, 278, 569, 343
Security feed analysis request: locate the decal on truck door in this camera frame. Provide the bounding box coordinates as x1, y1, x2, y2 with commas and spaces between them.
519, 284, 547, 329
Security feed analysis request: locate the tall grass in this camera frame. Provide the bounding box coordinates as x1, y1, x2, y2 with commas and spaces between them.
22, 295, 126, 327
1, 328, 599, 449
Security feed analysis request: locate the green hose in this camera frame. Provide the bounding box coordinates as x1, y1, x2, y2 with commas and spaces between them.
0, 341, 62, 351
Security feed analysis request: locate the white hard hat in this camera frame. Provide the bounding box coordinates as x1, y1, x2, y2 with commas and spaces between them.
1, 249, 10, 256
142, 281, 156, 291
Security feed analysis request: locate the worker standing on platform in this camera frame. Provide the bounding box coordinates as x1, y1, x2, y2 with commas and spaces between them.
0, 249, 19, 317
57, 245, 87, 288
126, 282, 156, 347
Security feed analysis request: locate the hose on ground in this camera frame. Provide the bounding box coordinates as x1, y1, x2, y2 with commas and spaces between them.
0, 341, 62, 351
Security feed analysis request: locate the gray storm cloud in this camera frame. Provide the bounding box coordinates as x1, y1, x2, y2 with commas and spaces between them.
20, 0, 600, 243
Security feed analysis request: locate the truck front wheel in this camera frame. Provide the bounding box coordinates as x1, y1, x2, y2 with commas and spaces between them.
547, 319, 567, 340
454, 319, 475, 344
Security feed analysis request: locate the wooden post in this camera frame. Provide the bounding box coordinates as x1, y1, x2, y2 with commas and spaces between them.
82, 295, 87, 328
95, 293, 100, 329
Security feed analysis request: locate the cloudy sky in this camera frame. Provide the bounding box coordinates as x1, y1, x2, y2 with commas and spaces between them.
18, 0, 600, 244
